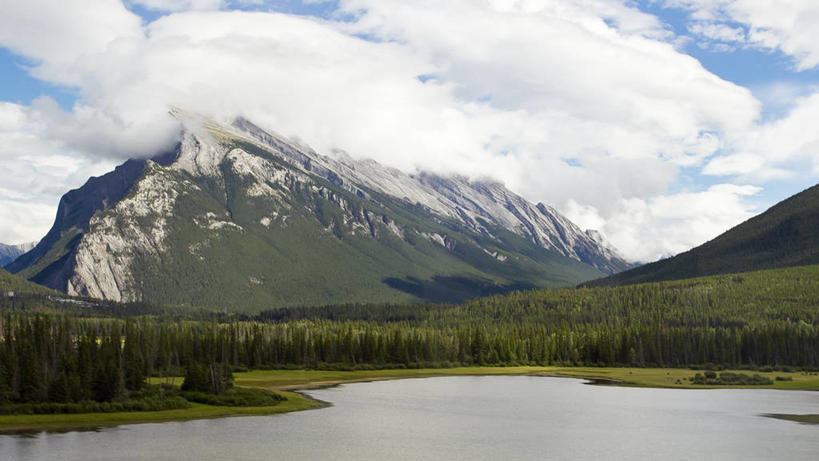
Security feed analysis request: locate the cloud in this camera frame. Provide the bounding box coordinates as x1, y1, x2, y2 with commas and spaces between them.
128, 0, 224, 12
0, 0, 143, 86
687, 22, 745, 43
0, 0, 812, 262
0, 102, 116, 244
669, 0, 819, 70
566, 184, 762, 262
704, 92, 819, 182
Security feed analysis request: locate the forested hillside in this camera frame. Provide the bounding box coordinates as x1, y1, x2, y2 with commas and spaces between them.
2, 264, 817, 409
0, 270, 60, 296
590, 183, 819, 286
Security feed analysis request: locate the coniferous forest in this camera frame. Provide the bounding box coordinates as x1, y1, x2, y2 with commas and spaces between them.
2, 264, 819, 412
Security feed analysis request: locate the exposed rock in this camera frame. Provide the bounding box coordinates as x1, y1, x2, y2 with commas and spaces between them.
10, 112, 633, 308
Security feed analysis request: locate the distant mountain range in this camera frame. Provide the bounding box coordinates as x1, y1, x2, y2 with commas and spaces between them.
0, 242, 36, 268
8, 112, 631, 311
589, 183, 819, 286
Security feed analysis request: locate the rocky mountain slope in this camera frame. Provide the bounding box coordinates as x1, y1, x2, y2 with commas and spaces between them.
0, 242, 36, 268
9, 113, 631, 311
588, 183, 819, 287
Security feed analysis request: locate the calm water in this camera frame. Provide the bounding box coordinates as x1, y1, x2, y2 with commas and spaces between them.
2, 376, 818, 460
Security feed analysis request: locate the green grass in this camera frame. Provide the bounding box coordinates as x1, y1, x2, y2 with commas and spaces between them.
547, 367, 819, 390
0, 391, 319, 433
232, 367, 557, 390
763, 414, 819, 425
232, 367, 819, 391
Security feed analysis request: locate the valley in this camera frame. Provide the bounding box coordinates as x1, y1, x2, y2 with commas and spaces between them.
3, 2, 819, 458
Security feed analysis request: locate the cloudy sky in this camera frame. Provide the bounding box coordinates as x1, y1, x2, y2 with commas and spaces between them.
0, 0, 817, 262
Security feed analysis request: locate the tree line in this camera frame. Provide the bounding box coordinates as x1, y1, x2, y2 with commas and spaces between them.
2, 264, 819, 408
2, 313, 817, 406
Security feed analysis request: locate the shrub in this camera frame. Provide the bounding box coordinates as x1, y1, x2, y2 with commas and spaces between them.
181, 387, 285, 407
691, 372, 773, 386
0, 396, 190, 415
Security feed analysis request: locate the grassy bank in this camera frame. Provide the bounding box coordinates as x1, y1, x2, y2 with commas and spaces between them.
763, 414, 819, 425
4, 366, 817, 433
234, 366, 556, 390
0, 391, 320, 434
231, 366, 819, 392
546, 367, 819, 390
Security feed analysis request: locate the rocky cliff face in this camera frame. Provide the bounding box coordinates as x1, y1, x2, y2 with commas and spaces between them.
232, 117, 631, 274
11, 113, 631, 311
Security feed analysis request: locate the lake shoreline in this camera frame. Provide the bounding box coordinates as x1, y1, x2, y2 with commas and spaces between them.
3, 366, 817, 434
0, 391, 323, 435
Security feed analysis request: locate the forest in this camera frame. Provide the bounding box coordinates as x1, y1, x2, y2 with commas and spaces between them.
1, 264, 818, 411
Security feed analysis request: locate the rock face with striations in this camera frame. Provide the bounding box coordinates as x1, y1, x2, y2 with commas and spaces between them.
10, 113, 631, 311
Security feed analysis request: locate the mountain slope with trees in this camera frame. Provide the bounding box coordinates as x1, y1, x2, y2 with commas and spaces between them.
4, 254, 818, 414
8, 114, 629, 311
588, 184, 819, 287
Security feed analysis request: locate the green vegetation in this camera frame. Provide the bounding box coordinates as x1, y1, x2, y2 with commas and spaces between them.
543, 367, 819, 390
764, 414, 819, 425
2, 263, 819, 431
0, 269, 60, 296
691, 371, 773, 386
233, 366, 556, 389
3, 364, 818, 432
592, 183, 819, 287
0, 314, 289, 430
0, 391, 319, 433
118, 142, 602, 310
181, 388, 286, 407
0, 393, 189, 415
8, 137, 605, 312
230, 367, 819, 391
3, 266, 819, 380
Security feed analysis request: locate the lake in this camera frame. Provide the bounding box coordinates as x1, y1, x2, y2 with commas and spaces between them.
2, 376, 817, 460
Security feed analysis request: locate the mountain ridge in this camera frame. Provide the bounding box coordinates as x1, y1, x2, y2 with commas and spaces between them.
0, 242, 37, 268
587, 183, 819, 286
10, 113, 631, 310
233, 116, 630, 274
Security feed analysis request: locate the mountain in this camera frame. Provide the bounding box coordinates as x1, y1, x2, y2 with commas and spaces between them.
0, 242, 36, 268
9, 112, 631, 311
589, 183, 819, 287
0, 268, 59, 296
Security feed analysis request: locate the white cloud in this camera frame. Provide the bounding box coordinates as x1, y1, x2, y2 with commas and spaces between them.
0, 102, 116, 244
128, 0, 224, 12
0, 0, 143, 86
705, 92, 819, 181
669, 0, 819, 70
687, 21, 745, 43
0, 0, 812, 262
566, 184, 762, 262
